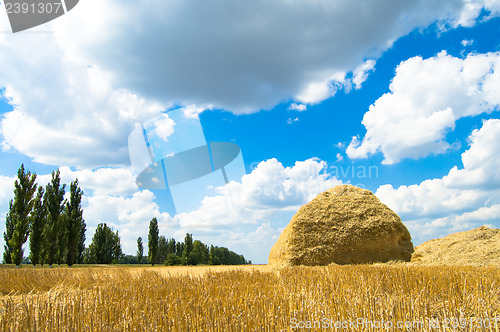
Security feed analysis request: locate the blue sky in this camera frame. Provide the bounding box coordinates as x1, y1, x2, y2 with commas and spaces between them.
0, 1, 500, 263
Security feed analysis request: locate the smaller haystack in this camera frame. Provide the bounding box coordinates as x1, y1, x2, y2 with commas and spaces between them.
411, 226, 500, 266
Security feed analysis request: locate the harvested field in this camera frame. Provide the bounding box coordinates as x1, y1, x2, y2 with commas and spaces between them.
0, 264, 499, 331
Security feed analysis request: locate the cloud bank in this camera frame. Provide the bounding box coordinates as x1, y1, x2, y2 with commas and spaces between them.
0, 0, 498, 168
376, 119, 500, 242
347, 51, 500, 164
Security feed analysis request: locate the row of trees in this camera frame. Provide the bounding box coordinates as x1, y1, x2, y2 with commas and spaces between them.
142, 218, 250, 266
3, 165, 86, 267
2, 165, 249, 267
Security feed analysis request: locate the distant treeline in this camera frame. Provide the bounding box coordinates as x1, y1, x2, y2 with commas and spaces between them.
134, 218, 251, 266
3, 165, 250, 267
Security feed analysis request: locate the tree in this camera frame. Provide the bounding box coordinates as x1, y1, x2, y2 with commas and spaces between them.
209, 245, 217, 265
3, 200, 14, 264
113, 231, 122, 264
9, 164, 37, 267
43, 169, 66, 267
164, 253, 182, 266
88, 223, 121, 264
137, 237, 143, 264
167, 238, 176, 255
190, 240, 209, 265
208, 245, 249, 265
175, 241, 184, 257
209, 246, 226, 265
76, 219, 86, 264
82, 247, 90, 264
157, 235, 167, 264
64, 179, 84, 267
29, 187, 46, 266
182, 233, 193, 265
148, 218, 159, 265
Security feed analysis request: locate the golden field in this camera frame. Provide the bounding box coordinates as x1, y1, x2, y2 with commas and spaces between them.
0, 264, 499, 331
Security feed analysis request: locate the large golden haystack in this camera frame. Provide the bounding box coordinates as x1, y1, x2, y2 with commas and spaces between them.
268, 185, 414, 266
411, 226, 500, 266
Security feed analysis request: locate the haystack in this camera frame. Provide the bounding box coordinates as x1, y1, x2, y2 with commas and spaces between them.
268, 185, 414, 266
411, 226, 500, 266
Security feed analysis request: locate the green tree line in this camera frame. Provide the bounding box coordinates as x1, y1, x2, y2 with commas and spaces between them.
144, 218, 251, 266
3, 165, 250, 267
2, 165, 86, 267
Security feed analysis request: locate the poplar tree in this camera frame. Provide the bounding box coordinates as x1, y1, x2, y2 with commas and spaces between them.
9, 164, 37, 267
76, 220, 86, 264
113, 230, 122, 263
182, 233, 193, 265
43, 169, 66, 267
137, 237, 143, 264
2, 200, 14, 264
64, 179, 84, 267
166, 238, 176, 255
29, 187, 46, 266
157, 235, 167, 264
148, 217, 159, 265
175, 241, 184, 257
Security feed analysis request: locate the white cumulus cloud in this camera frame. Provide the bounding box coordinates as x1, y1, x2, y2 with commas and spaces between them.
461, 39, 474, 46
177, 158, 342, 229
347, 51, 500, 164
0, 175, 15, 204
288, 103, 307, 112
153, 114, 175, 142
351, 60, 376, 90
33, 166, 138, 197
443, 118, 500, 188
376, 119, 500, 243
0, 61, 166, 167
83, 190, 175, 255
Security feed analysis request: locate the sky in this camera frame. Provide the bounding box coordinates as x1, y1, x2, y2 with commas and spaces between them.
0, 0, 499, 264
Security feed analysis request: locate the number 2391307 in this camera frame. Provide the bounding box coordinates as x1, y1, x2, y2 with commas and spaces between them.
5, 2, 63, 14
